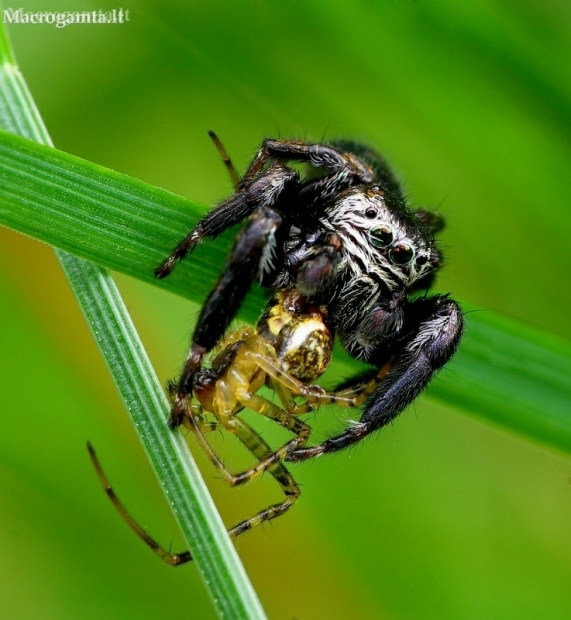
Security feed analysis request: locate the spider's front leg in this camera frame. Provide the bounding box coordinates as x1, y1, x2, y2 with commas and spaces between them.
286, 295, 464, 462
242, 138, 375, 202
155, 161, 297, 278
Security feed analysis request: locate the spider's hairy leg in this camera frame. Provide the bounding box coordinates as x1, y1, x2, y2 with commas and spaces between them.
169, 206, 283, 428
154, 192, 250, 279
242, 138, 374, 186
286, 296, 464, 462
155, 161, 296, 279
86, 443, 193, 566
328, 138, 404, 199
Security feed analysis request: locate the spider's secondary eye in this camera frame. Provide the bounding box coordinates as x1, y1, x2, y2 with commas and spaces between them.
389, 244, 414, 265
365, 207, 377, 219
416, 254, 428, 266
370, 225, 393, 248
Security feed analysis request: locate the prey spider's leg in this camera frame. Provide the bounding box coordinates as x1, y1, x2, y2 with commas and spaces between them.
207, 130, 241, 188
179, 332, 306, 486
188, 410, 220, 435
184, 410, 299, 491
309, 362, 394, 408
233, 383, 311, 448
251, 351, 393, 408
287, 296, 464, 462
227, 341, 312, 442
86, 443, 192, 566
270, 377, 313, 415
186, 411, 301, 538
227, 417, 300, 538
183, 348, 309, 485
169, 205, 284, 428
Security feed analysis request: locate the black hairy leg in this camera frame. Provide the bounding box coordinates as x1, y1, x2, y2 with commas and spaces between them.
287, 296, 464, 461
155, 160, 296, 280
241, 138, 375, 197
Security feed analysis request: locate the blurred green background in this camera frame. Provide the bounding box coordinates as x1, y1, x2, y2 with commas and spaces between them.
2, 1, 571, 618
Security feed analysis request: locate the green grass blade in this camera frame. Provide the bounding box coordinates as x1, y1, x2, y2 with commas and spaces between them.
0, 23, 266, 620
0, 128, 570, 457
0, 129, 220, 303
430, 310, 571, 454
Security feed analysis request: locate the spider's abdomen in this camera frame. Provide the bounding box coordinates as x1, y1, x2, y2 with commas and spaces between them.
257, 289, 333, 383
277, 317, 332, 382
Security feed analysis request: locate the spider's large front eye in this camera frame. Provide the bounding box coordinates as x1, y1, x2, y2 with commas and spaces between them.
389, 244, 414, 265
370, 225, 393, 248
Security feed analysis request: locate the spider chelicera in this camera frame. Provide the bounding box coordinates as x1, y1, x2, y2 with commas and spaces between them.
90, 133, 463, 565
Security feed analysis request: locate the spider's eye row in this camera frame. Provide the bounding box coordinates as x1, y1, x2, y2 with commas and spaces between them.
364, 207, 377, 219
389, 244, 414, 265
370, 225, 393, 248
416, 254, 429, 266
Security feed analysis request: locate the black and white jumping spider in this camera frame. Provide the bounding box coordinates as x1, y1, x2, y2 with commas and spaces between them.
157, 135, 464, 459
90, 135, 464, 565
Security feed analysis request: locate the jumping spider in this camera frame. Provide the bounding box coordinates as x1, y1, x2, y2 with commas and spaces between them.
157, 135, 464, 456
91, 134, 463, 564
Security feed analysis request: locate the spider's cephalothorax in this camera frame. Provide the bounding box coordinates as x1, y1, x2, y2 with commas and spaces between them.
157, 135, 464, 461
